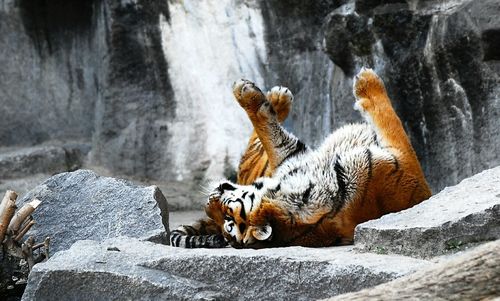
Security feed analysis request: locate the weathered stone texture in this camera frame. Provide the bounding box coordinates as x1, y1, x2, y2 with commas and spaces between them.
355, 166, 500, 258
22, 238, 429, 301
18, 170, 169, 253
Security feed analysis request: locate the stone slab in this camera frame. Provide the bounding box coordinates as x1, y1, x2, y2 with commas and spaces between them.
355, 166, 500, 258
22, 237, 430, 301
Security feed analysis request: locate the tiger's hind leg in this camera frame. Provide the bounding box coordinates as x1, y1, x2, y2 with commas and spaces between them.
237, 86, 294, 184
233, 80, 306, 171
352, 68, 431, 203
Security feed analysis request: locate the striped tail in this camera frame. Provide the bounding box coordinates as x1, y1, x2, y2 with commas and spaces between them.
170, 219, 228, 248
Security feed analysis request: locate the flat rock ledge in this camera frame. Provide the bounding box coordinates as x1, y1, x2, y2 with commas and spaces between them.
355, 166, 500, 258
18, 169, 169, 253
0, 143, 90, 179
22, 237, 429, 301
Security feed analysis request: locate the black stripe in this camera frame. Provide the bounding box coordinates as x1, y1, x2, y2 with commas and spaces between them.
366, 148, 373, 179
234, 198, 246, 220
282, 140, 307, 162
372, 132, 379, 146
253, 181, 263, 189
170, 233, 177, 245
174, 234, 182, 247
219, 182, 236, 192
249, 193, 255, 211
185, 236, 192, 248
269, 183, 281, 193
334, 156, 347, 200
241, 191, 248, 199
275, 138, 290, 149
302, 183, 314, 204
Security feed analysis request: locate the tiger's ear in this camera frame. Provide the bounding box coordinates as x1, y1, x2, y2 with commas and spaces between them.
252, 224, 272, 241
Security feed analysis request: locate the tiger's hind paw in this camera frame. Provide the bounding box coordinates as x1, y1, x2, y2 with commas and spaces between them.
267, 86, 294, 122
352, 67, 388, 113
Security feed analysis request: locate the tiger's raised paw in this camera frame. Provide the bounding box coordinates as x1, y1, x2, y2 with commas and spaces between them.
352, 67, 388, 113
267, 86, 294, 122
233, 79, 267, 111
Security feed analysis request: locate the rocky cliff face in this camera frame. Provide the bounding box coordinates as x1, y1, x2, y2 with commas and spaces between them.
323, 0, 500, 191
1, 0, 499, 202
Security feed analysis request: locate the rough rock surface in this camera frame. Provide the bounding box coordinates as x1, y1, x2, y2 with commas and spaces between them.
0, 143, 90, 179
326, 240, 500, 301
22, 238, 429, 301
355, 166, 500, 258
18, 170, 169, 253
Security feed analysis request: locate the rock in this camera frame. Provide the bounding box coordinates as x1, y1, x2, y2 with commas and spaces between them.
325, 240, 500, 301
0, 143, 90, 179
18, 170, 169, 253
22, 237, 429, 301
355, 166, 500, 258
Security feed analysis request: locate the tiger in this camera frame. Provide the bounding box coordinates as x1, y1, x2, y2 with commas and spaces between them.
170, 68, 431, 248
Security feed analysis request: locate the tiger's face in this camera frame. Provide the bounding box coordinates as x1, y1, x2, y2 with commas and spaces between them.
205, 181, 272, 248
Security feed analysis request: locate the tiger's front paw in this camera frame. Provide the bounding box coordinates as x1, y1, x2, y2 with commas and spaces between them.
267, 86, 293, 122
205, 184, 225, 223
233, 79, 269, 115
352, 67, 387, 113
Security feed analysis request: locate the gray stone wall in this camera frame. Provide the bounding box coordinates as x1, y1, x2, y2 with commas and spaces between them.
0, 0, 102, 145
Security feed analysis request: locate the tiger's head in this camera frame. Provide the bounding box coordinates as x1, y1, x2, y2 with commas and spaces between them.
205, 180, 273, 248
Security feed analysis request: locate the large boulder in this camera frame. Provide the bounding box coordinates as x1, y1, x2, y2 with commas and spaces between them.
22, 237, 429, 301
355, 166, 500, 258
18, 170, 169, 253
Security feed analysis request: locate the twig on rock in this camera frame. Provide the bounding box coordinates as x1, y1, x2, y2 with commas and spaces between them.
8, 199, 41, 235
14, 220, 35, 242
0, 191, 50, 273
21, 236, 35, 270
0, 191, 18, 243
